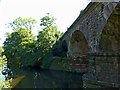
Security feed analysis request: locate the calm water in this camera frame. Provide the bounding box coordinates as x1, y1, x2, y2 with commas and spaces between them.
15, 69, 83, 88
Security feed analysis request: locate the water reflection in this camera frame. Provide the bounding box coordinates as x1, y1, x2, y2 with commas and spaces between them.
15, 69, 83, 88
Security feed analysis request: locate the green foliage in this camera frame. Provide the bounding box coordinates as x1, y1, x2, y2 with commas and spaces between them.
37, 13, 63, 67
3, 14, 64, 74
0, 46, 4, 56
0, 55, 7, 70
40, 55, 54, 68
8, 17, 37, 30
0, 47, 6, 72
42, 56, 70, 70
0, 78, 12, 89
37, 26, 62, 53
3, 17, 39, 73
3, 28, 36, 72
0, 50, 11, 89
37, 13, 62, 53
41, 54, 68, 69
40, 13, 56, 29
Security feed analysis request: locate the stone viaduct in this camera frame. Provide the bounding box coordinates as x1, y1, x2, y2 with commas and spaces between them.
53, 2, 120, 88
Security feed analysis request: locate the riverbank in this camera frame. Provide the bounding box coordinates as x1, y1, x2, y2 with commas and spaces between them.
40, 56, 88, 73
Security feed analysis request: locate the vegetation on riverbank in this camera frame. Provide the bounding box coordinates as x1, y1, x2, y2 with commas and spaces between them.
1, 13, 64, 76
0, 47, 12, 89
0, 13, 71, 89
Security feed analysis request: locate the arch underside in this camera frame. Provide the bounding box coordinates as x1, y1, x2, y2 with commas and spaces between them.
69, 30, 89, 56
99, 4, 120, 52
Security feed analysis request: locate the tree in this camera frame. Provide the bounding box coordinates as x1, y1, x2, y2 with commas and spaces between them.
36, 14, 63, 67
0, 46, 12, 89
3, 17, 38, 73
8, 17, 37, 30
37, 26, 62, 53
37, 14, 62, 54
0, 46, 3, 56
40, 13, 56, 29
3, 28, 36, 73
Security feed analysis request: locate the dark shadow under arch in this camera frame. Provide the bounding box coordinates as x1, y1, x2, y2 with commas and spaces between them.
52, 40, 68, 57
62, 40, 68, 52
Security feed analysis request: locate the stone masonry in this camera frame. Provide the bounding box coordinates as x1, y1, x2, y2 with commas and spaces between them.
56, 2, 120, 88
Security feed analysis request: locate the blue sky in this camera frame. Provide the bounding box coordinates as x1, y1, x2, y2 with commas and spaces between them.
0, 0, 90, 46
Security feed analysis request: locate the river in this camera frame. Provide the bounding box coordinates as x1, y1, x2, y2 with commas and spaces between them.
14, 69, 83, 88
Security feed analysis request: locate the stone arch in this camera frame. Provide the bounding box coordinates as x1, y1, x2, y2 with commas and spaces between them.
61, 40, 68, 52
52, 40, 68, 57
99, 4, 120, 52
69, 30, 89, 55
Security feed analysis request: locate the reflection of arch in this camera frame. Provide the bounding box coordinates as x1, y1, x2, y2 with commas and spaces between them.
99, 4, 120, 52
69, 30, 89, 55
62, 40, 68, 52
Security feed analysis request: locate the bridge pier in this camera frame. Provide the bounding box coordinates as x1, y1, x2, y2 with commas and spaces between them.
67, 52, 120, 88
82, 56, 99, 88
67, 53, 89, 73
83, 55, 120, 88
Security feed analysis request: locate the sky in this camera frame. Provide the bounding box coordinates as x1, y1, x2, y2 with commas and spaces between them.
0, 0, 90, 46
